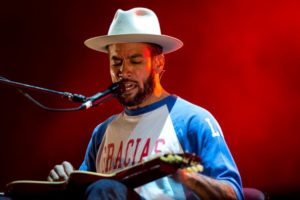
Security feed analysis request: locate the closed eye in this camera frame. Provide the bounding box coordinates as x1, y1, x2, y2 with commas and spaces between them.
111, 56, 123, 67
130, 54, 144, 64
112, 62, 122, 67
131, 60, 143, 64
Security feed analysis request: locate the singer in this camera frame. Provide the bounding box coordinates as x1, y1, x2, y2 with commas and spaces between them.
47, 7, 244, 200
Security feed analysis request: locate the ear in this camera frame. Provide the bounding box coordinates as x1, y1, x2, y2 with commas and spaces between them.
153, 54, 165, 73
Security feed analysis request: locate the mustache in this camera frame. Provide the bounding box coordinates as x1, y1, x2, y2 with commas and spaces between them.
115, 79, 138, 94
118, 78, 138, 84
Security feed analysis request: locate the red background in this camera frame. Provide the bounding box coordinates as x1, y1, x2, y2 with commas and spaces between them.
1, 0, 299, 198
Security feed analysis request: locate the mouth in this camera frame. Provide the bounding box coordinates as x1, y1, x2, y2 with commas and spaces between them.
121, 81, 138, 94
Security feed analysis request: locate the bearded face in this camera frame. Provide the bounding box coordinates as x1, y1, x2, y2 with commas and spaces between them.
108, 43, 160, 108
115, 71, 154, 107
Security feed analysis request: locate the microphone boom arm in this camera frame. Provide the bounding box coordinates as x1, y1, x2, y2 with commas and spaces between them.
0, 76, 119, 112
0, 77, 86, 103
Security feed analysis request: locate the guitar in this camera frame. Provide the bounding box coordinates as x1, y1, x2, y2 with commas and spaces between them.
5, 153, 203, 199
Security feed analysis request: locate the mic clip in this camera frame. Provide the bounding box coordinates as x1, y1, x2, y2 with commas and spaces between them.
62, 92, 87, 103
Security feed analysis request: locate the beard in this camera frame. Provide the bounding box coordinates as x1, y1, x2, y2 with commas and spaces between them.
116, 72, 155, 107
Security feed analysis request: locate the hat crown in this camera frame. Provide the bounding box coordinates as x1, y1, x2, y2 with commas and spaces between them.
108, 8, 162, 35
84, 7, 183, 54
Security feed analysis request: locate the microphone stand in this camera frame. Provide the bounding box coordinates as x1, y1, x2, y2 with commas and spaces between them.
0, 76, 87, 103
0, 76, 115, 112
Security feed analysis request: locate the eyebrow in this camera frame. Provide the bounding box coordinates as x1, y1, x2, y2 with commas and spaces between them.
111, 54, 144, 60
129, 53, 144, 59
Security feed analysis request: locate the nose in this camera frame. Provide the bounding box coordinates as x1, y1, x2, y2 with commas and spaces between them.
117, 61, 132, 79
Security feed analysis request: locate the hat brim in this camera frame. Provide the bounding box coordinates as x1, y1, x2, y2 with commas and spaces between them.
84, 34, 183, 54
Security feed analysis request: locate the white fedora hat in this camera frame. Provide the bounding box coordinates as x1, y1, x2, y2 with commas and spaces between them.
84, 7, 183, 54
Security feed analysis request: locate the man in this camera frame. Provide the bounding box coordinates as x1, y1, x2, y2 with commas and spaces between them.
48, 7, 244, 200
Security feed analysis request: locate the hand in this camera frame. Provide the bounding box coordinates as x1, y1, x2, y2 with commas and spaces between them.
175, 168, 194, 185
175, 164, 203, 185
175, 169, 237, 200
47, 161, 74, 182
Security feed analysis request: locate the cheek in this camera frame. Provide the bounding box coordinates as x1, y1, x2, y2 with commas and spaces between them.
139, 59, 153, 80
110, 69, 119, 82
139, 67, 152, 82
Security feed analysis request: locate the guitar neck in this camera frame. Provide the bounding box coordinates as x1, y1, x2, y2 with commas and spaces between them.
5, 153, 203, 198
69, 153, 202, 189
118, 156, 176, 187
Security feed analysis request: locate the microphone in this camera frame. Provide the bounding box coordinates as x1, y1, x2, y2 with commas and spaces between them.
62, 92, 87, 103
80, 82, 121, 110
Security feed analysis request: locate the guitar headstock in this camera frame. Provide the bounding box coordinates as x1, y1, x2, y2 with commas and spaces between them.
159, 153, 204, 173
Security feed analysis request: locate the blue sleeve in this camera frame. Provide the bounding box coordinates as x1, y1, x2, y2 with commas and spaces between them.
170, 99, 244, 200
79, 116, 116, 171
189, 112, 244, 200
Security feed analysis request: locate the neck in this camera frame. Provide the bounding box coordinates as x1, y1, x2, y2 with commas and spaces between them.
126, 81, 169, 110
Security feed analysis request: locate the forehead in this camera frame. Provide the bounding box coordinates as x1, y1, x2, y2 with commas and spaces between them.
108, 43, 152, 56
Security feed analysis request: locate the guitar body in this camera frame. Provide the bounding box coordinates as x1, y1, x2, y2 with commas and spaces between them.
5, 153, 203, 199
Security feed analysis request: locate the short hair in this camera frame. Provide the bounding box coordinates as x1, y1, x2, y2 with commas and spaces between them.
147, 43, 163, 57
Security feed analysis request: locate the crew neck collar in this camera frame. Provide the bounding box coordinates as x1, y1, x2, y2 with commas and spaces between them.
124, 95, 177, 116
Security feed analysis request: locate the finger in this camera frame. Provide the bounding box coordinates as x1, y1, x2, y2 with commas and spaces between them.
175, 168, 190, 183
54, 165, 68, 180
62, 161, 74, 176
47, 175, 53, 182
48, 169, 60, 181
